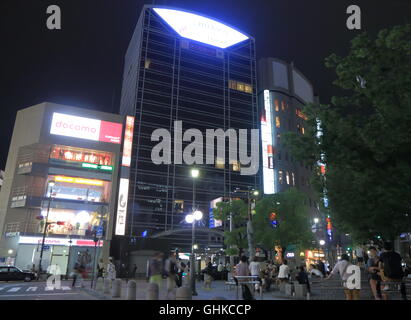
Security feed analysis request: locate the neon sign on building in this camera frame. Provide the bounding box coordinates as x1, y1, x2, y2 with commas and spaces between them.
153, 8, 249, 49
261, 90, 275, 194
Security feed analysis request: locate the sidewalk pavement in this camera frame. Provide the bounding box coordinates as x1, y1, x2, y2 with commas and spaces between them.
79, 279, 289, 300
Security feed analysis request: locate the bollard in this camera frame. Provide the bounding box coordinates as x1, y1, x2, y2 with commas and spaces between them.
146, 283, 159, 300
103, 278, 111, 294
176, 286, 192, 300
112, 279, 122, 298
95, 277, 104, 292
127, 280, 137, 300
285, 283, 294, 296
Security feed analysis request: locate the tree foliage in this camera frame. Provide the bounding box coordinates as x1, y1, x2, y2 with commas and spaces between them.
283, 24, 411, 242
253, 188, 314, 253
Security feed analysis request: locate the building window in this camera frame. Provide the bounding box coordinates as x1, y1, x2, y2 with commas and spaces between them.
275, 100, 280, 112
174, 200, 184, 212
286, 171, 290, 185
301, 127, 305, 134
229, 80, 253, 94
296, 108, 308, 120
215, 157, 225, 169
231, 161, 240, 172
276, 133, 281, 144
144, 59, 151, 69
281, 101, 286, 111
276, 116, 280, 128
278, 170, 283, 184
291, 172, 295, 186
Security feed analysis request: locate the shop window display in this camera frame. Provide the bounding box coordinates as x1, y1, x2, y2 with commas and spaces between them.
50, 145, 113, 166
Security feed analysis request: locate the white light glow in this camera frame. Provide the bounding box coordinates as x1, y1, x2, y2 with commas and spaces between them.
76, 211, 90, 224
153, 8, 248, 48
319, 240, 326, 246
191, 169, 199, 178
185, 214, 194, 224
193, 210, 203, 221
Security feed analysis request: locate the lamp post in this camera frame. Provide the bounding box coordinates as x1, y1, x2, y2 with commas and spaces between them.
186, 210, 202, 296
38, 180, 55, 278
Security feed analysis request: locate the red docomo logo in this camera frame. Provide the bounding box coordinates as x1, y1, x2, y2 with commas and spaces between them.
55, 121, 97, 133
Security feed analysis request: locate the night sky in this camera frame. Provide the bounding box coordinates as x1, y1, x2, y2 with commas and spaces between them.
1, 0, 410, 168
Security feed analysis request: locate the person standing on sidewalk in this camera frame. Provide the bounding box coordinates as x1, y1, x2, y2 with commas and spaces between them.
148, 252, 164, 290
106, 257, 116, 284
378, 242, 406, 300
203, 260, 214, 290
325, 254, 359, 300
249, 257, 261, 291
235, 256, 254, 300
367, 246, 382, 300
165, 252, 177, 298
97, 259, 105, 278
278, 260, 290, 284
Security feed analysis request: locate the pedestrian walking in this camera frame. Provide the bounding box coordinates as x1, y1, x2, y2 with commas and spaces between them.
148, 252, 164, 290
378, 242, 406, 300
367, 246, 382, 300
97, 259, 105, 278
296, 265, 311, 294
249, 257, 261, 291
165, 252, 177, 298
106, 257, 116, 283
203, 260, 214, 290
325, 254, 360, 300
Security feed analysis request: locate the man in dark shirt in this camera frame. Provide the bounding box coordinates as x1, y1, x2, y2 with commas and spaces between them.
378, 242, 406, 300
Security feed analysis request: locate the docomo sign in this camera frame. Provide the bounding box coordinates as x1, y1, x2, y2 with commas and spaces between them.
50, 112, 122, 144
19, 236, 103, 247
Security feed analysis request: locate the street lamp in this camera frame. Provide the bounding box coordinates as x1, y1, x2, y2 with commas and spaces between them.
38, 180, 55, 277
319, 240, 326, 246
314, 218, 319, 224
186, 211, 202, 296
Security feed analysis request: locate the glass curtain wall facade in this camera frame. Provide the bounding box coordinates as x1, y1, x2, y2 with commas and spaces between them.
119, 6, 258, 248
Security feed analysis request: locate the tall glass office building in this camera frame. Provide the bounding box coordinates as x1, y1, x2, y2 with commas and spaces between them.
118, 6, 258, 250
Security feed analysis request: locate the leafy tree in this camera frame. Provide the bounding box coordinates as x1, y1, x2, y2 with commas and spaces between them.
253, 188, 314, 259
213, 200, 248, 257
283, 24, 411, 242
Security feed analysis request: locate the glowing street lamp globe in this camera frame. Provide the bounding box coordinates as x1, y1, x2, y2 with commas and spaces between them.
319, 240, 326, 246
185, 214, 194, 224
191, 169, 199, 178
314, 218, 319, 224
193, 210, 203, 221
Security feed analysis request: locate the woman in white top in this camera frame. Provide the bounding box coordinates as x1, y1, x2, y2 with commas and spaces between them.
249, 257, 261, 291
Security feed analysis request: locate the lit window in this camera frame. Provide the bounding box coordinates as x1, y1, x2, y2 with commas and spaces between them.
215, 157, 225, 169
281, 101, 285, 111
301, 127, 305, 134
276, 116, 280, 128
278, 170, 283, 184
231, 161, 240, 172
286, 172, 290, 185
237, 83, 245, 92
229, 80, 237, 90
174, 200, 184, 212
244, 85, 252, 93
291, 172, 295, 186
275, 100, 279, 112
144, 59, 151, 69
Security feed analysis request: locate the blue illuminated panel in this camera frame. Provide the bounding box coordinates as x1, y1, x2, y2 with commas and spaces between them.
153, 8, 249, 48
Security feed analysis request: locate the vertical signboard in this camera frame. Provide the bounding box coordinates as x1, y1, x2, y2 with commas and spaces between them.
209, 197, 223, 228
261, 90, 275, 194
115, 178, 129, 235
122, 116, 135, 167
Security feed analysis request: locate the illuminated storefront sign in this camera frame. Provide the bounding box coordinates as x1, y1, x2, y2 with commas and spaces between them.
209, 197, 223, 228
55, 176, 104, 186
261, 90, 275, 194
50, 112, 122, 144
115, 178, 129, 235
122, 116, 135, 167
19, 236, 103, 247
81, 163, 113, 171
153, 8, 248, 49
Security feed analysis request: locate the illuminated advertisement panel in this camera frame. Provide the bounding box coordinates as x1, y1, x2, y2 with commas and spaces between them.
122, 116, 135, 167
19, 236, 103, 247
209, 197, 223, 228
261, 90, 275, 194
50, 112, 122, 144
115, 178, 129, 235
153, 8, 248, 49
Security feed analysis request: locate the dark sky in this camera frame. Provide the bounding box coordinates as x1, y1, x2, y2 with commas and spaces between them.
1, 0, 410, 168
